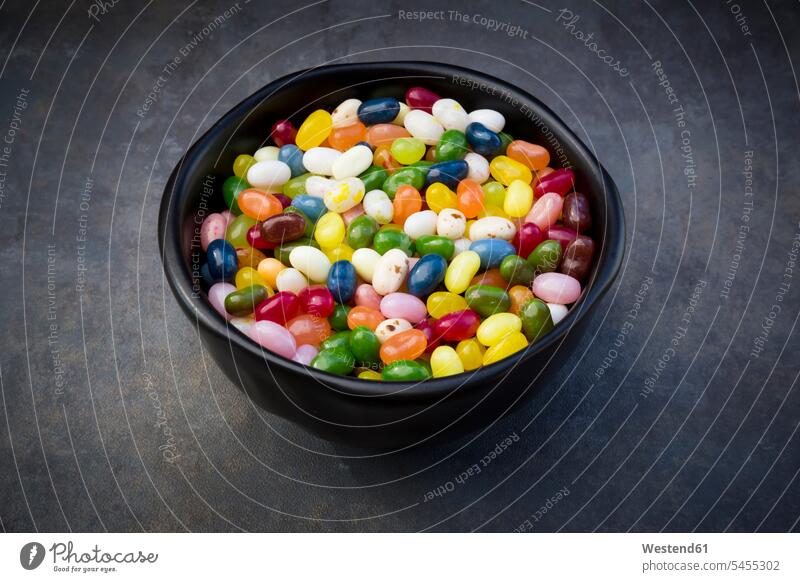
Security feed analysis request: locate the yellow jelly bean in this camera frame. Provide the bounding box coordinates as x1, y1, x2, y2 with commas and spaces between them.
379, 222, 402, 232
503, 179, 534, 217
324, 243, 354, 263
358, 370, 383, 380
426, 182, 458, 212
430, 346, 464, 377
296, 109, 333, 151
477, 204, 509, 219
426, 291, 468, 319
489, 155, 533, 186
477, 313, 523, 346
314, 211, 345, 248
233, 154, 256, 178
444, 250, 480, 294
482, 181, 506, 207
456, 339, 485, 371
483, 331, 528, 365
257, 258, 285, 289
235, 266, 265, 290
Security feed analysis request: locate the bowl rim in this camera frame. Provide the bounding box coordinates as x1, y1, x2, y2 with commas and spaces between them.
158, 60, 625, 399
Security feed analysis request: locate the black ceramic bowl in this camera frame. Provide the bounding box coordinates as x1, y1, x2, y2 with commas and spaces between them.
158, 61, 624, 449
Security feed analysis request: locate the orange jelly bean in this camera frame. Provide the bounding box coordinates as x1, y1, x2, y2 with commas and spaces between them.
328, 121, 367, 151
393, 185, 423, 225
257, 257, 285, 288
373, 145, 401, 173
457, 179, 485, 219
347, 306, 386, 331
470, 268, 508, 289
236, 246, 267, 270
507, 140, 550, 171
367, 123, 410, 148
425, 146, 437, 162
379, 329, 427, 364
286, 314, 331, 347
237, 189, 283, 221
508, 285, 535, 315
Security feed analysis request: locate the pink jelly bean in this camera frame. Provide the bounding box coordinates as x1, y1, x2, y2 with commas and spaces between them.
292, 344, 319, 365
220, 210, 235, 227
380, 292, 427, 324
208, 282, 236, 321
526, 192, 563, 230
249, 320, 297, 358
354, 284, 382, 310
532, 273, 582, 304
546, 225, 579, 250
201, 213, 227, 251
534, 168, 574, 197
342, 204, 365, 226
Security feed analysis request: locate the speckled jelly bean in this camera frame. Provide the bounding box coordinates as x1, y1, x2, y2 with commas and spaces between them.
324, 178, 365, 213
468, 216, 516, 242
375, 318, 412, 344
372, 249, 408, 295
201, 213, 227, 251
332, 99, 361, 127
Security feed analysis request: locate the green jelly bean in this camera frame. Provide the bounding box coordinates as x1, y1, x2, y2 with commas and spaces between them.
382, 167, 426, 198
500, 254, 536, 286
415, 235, 455, 260
435, 130, 469, 162
283, 206, 315, 238
311, 348, 355, 376
359, 166, 388, 192
464, 284, 512, 318
519, 298, 554, 342
274, 237, 320, 265
498, 131, 513, 154
527, 240, 562, 275
222, 175, 249, 215
347, 215, 379, 249
409, 160, 433, 169
320, 330, 351, 352
349, 325, 381, 365
223, 284, 268, 317
283, 172, 313, 199
329, 304, 351, 331
373, 229, 414, 255
381, 360, 431, 381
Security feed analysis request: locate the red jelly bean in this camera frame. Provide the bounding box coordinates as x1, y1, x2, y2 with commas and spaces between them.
271, 119, 297, 147
298, 285, 335, 318
255, 291, 301, 325
534, 168, 575, 197
433, 309, 481, 342
415, 318, 441, 353
512, 222, 544, 259
546, 225, 579, 250
274, 193, 292, 209
247, 224, 277, 250
405, 86, 440, 114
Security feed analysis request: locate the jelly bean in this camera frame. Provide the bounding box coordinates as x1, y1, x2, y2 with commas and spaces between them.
508, 285, 534, 315
469, 239, 516, 269
332, 144, 373, 179
534, 168, 574, 198
476, 312, 522, 346
366, 123, 410, 148
375, 318, 412, 343
282, 173, 312, 199
435, 129, 468, 162
465, 285, 512, 317
405, 86, 440, 113
393, 102, 410, 125
296, 109, 333, 151
507, 140, 550, 171
311, 348, 355, 375
477, 204, 509, 219
359, 166, 388, 191
432, 98, 470, 132
414, 235, 455, 260
406, 253, 447, 297
302, 147, 341, 175
237, 189, 282, 221
426, 291, 468, 319
329, 121, 368, 151
425, 182, 457, 213
346, 214, 378, 249
468, 216, 516, 241
465, 122, 501, 156
208, 282, 235, 320
452, 237, 472, 256
324, 243, 356, 262
532, 272, 582, 304
235, 266, 266, 290
372, 248, 409, 295
329, 303, 351, 331
286, 313, 332, 348
430, 346, 464, 377
382, 167, 426, 198
201, 213, 226, 251
291, 194, 326, 222
206, 239, 238, 281
482, 181, 506, 207
380, 292, 427, 324
381, 360, 430, 381
499, 254, 535, 286
467, 108, 504, 132
464, 152, 491, 183
392, 185, 423, 225
254, 291, 301, 325
292, 344, 319, 365
349, 326, 381, 365
391, 137, 426, 165
443, 250, 479, 294
562, 192, 592, 233
526, 192, 563, 230
314, 212, 346, 249
274, 237, 318, 265
560, 235, 595, 280
372, 229, 413, 255
455, 179, 483, 218
321, 330, 352, 352
351, 247, 381, 283
222, 176, 248, 214
297, 284, 335, 318
380, 329, 427, 364
326, 260, 357, 304
483, 331, 527, 365
354, 284, 382, 310
289, 245, 331, 282
358, 370, 382, 380
512, 222, 544, 258
413, 318, 440, 352
546, 225, 579, 250
324, 177, 365, 213
519, 298, 554, 342
257, 257, 285, 288
403, 210, 438, 239
275, 193, 293, 208
498, 132, 513, 154
275, 268, 308, 294
236, 246, 267, 271
503, 179, 534, 217
404, 109, 445, 145
527, 240, 562, 275
547, 303, 568, 325
433, 309, 480, 341
278, 144, 306, 177
454, 338, 483, 370
426, 160, 468, 190
233, 154, 256, 178
363, 189, 394, 224
489, 155, 533, 186
271, 119, 297, 147
436, 208, 467, 239
469, 267, 507, 289
249, 320, 297, 359
282, 206, 314, 238
259, 212, 306, 244
254, 146, 279, 162
331, 98, 361, 127
358, 98, 401, 125
246, 160, 291, 190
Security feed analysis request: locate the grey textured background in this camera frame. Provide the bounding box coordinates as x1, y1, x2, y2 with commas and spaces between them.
1, 0, 799, 532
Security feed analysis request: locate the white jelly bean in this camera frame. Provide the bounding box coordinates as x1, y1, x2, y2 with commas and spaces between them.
436, 208, 467, 239
208, 282, 235, 321
403, 210, 438, 239
275, 267, 308, 294
363, 189, 394, 224
246, 160, 291, 190
229, 317, 254, 335
392, 101, 411, 125
452, 237, 472, 257
305, 175, 335, 198
432, 98, 470, 132
375, 318, 412, 343
468, 216, 517, 241
331, 144, 372, 179
302, 147, 341, 176
547, 303, 569, 325
352, 247, 381, 283
468, 109, 505, 133
289, 246, 331, 283
323, 177, 365, 213
464, 152, 490, 183
371, 249, 408, 295
403, 109, 445, 145
254, 146, 279, 162
331, 98, 361, 127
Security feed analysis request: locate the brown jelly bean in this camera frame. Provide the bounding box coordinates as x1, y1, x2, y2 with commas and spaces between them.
562, 192, 592, 233
560, 235, 595, 281
259, 213, 306, 244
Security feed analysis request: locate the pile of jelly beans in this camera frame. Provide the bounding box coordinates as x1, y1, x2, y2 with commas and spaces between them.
199, 86, 595, 382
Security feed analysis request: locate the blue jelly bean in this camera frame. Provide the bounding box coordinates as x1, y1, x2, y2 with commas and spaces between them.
200, 263, 215, 288
425, 160, 469, 188
406, 254, 447, 297
327, 260, 357, 303
278, 144, 306, 177
358, 98, 401, 125
465, 122, 502, 156
355, 141, 373, 150
206, 239, 238, 281
291, 194, 326, 222
469, 239, 517, 269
